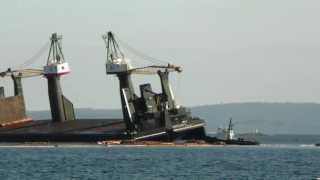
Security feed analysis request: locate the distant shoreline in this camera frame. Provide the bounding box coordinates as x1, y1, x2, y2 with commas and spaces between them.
27, 103, 320, 135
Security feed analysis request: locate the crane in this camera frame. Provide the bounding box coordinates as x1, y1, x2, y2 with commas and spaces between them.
102, 31, 182, 75
0, 33, 74, 123
102, 31, 185, 136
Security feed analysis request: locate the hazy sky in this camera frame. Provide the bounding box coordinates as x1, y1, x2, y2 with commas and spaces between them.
1, 1, 320, 110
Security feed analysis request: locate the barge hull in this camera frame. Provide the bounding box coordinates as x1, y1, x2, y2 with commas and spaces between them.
0, 119, 206, 142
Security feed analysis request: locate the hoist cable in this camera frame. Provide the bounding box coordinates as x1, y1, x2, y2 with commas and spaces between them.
16, 41, 50, 69
113, 34, 170, 66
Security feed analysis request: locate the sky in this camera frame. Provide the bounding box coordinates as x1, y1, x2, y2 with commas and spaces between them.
0, 0, 320, 111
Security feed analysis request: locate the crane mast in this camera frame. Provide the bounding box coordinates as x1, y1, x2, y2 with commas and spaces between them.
43, 33, 74, 122
103, 32, 136, 133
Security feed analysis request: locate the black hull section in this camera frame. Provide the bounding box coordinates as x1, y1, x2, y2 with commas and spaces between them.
0, 134, 128, 143
0, 128, 206, 143
135, 126, 207, 142
0, 119, 206, 143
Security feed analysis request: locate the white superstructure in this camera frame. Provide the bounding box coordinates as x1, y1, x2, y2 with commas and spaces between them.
227, 127, 235, 140
106, 58, 132, 74
216, 118, 236, 140
44, 62, 70, 76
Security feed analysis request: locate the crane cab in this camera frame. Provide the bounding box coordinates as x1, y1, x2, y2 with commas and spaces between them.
44, 62, 70, 76
106, 58, 132, 74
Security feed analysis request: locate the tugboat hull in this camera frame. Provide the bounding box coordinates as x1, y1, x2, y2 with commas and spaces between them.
224, 139, 260, 145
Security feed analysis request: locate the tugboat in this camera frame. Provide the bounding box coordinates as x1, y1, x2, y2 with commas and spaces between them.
216, 118, 259, 145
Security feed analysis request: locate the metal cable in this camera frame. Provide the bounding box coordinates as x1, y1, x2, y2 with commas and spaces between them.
114, 34, 170, 66
16, 41, 50, 69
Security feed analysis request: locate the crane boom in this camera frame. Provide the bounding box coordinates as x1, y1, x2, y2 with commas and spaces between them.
129, 65, 182, 75
0, 68, 43, 78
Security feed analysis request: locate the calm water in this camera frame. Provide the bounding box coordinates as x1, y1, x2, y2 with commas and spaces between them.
0, 145, 319, 180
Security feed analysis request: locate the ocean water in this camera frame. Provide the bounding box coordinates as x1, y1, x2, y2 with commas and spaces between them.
0, 145, 319, 180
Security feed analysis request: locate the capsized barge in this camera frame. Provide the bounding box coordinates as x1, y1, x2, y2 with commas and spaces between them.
0, 32, 209, 143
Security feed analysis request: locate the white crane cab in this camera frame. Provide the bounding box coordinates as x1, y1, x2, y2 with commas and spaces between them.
43, 33, 70, 77
106, 58, 132, 74
44, 62, 70, 76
